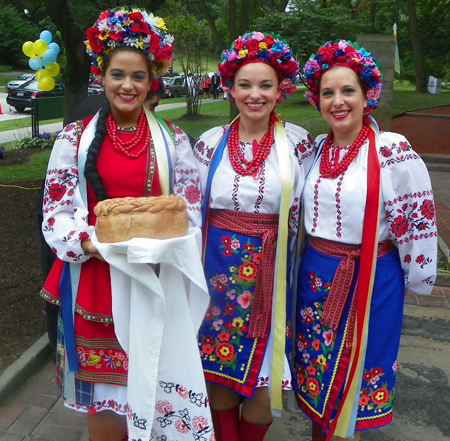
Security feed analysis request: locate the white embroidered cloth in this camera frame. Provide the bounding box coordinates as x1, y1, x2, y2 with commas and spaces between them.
92, 228, 214, 441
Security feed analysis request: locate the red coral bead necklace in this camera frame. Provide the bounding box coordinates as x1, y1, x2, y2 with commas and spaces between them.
106, 111, 150, 159
320, 124, 370, 179
228, 119, 274, 176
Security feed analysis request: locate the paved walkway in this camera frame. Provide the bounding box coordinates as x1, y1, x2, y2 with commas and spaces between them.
1, 107, 450, 441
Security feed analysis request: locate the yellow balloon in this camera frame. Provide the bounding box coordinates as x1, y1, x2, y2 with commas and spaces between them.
35, 69, 50, 81
38, 76, 55, 92
33, 39, 47, 58
45, 62, 60, 78
22, 41, 35, 58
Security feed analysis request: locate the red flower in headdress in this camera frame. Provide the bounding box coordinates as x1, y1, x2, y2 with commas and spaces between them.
280, 60, 298, 74
98, 10, 109, 21
109, 31, 123, 42
318, 46, 334, 58
264, 35, 274, 47
245, 39, 260, 54
154, 45, 172, 62
86, 26, 103, 53
129, 12, 150, 34
344, 45, 354, 54
149, 31, 160, 53
90, 65, 101, 76
233, 40, 244, 51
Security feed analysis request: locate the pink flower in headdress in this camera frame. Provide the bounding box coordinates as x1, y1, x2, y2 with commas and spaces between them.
308, 59, 321, 72
338, 40, 348, 50
229, 51, 237, 62
279, 79, 292, 90
252, 31, 264, 41
366, 88, 381, 101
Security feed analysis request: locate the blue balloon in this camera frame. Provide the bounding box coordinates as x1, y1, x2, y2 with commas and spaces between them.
40, 30, 52, 44
48, 42, 60, 56
29, 56, 43, 71
42, 49, 57, 66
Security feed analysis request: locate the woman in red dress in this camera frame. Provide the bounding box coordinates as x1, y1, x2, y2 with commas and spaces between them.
40, 7, 202, 441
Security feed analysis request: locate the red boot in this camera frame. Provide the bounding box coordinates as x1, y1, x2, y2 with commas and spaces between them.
312, 422, 327, 441
239, 415, 272, 441
211, 406, 240, 441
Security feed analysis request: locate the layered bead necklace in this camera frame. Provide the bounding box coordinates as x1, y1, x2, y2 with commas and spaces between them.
227, 119, 274, 176
106, 111, 150, 159
319, 124, 370, 179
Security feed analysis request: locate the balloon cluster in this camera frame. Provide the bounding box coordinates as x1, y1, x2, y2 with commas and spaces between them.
22, 30, 61, 91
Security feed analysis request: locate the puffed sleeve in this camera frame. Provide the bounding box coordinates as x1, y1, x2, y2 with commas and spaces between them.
192, 125, 227, 202
379, 131, 437, 294
171, 125, 202, 228
42, 122, 93, 263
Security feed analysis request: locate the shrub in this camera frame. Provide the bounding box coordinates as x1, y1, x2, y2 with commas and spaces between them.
10, 133, 57, 150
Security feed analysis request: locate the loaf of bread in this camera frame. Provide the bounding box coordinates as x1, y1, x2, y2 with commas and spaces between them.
94, 195, 189, 243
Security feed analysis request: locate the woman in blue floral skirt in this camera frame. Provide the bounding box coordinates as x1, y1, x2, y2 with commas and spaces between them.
193, 32, 314, 441
295, 40, 437, 441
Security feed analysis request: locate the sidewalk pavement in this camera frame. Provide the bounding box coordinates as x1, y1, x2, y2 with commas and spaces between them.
1, 112, 450, 440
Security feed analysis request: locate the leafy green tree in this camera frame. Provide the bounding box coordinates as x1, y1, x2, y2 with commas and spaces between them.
167, 14, 212, 114
253, 0, 361, 64
0, 5, 38, 67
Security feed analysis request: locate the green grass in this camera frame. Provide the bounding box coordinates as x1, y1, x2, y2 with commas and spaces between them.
0, 117, 63, 132
1, 83, 450, 182
0, 149, 51, 181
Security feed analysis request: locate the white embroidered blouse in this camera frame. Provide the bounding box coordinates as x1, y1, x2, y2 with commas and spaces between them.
192, 121, 315, 264
303, 131, 437, 294
42, 118, 201, 264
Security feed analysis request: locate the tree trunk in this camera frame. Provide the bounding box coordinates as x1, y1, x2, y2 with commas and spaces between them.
241, 0, 249, 33
405, 0, 427, 92
42, 0, 91, 125
276, 0, 289, 13
228, 0, 237, 44
198, 0, 227, 50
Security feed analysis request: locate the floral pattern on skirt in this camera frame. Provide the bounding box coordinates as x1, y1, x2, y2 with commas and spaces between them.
295, 242, 404, 431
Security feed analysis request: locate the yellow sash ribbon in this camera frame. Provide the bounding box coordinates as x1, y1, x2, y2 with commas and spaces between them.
143, 106, 172, 195
269, 120, 292, 414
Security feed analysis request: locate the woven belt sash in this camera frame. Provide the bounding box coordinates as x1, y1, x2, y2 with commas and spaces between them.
309, 236, 393, 335
209, 209, 279, 338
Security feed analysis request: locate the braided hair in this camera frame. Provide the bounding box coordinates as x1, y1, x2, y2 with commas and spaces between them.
83, 46, 156, 202
84, 98, 110, 201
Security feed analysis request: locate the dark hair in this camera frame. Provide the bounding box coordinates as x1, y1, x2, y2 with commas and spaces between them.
147, 78, 165, 101
84, 46, 156, 201
84, 99, 110, 201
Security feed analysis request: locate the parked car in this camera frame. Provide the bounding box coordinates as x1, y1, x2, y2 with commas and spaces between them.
162, 77, 186, 98
88, 74, 104, 95
6, 73, 35, 91
6, 80, 65, 112
88, 81, 104, 95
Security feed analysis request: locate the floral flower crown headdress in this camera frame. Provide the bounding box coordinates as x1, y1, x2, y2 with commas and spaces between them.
303, 40, 383, 112
85, 7, 174, 85
218, 31, 299, 104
